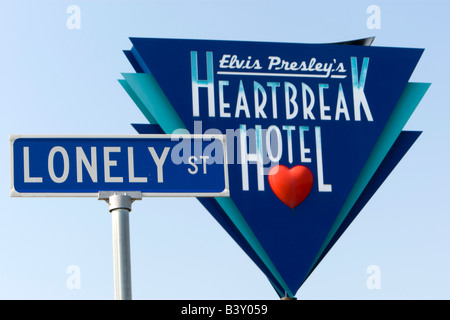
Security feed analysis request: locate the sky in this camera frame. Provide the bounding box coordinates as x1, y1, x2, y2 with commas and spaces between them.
0, 0, 449, 300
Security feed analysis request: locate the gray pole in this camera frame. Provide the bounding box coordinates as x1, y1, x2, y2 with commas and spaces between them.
99, 191, 142, 300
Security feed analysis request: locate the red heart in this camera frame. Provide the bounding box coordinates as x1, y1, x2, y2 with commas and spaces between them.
268, 165, 314, 209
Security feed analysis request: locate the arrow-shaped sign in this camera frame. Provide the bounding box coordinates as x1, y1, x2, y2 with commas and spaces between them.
120, 37, 430, 297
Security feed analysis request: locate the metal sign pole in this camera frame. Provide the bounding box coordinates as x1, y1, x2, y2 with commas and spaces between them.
99, 191, 142, 300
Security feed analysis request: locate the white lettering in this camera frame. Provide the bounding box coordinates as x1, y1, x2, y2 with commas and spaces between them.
285, 82, 298, 119
266, 125, 282, 163
148, 147, 170, 183
302, 83, 315, 120
319, 83, 331, 120
235, 80, 250, 118
191, 51, 215, 117
351, 57, 373, 121
128, 147, 147, 183
299, 126, 311, 163
254, 81, 267, 118
240, 125, 264, 191
315, 127, 332, 192
76, 147, 97, 183
335, 83, 350, 121
23, 147, 43, 183
48, 146, 70, 183
218, 80, 231, 118
188, 156, 198, 174
104, 147, 123, 183
282, 125, 295, 164
200, 155, 209, 174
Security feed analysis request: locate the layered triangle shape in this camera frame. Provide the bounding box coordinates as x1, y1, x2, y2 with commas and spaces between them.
120, 37, 429, 297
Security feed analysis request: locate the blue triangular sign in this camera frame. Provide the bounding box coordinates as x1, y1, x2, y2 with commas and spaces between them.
120, 38, 430, 297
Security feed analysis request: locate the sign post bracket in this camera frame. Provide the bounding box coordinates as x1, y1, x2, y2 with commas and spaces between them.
99, 191, 142, 300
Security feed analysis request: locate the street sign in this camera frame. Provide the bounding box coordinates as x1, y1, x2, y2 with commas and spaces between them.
10, 134, 229, 197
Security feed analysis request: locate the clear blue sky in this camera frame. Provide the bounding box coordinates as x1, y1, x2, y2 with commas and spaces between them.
0, 0, 448, 299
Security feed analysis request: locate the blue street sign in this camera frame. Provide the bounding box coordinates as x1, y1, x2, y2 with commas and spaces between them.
10, 134, 229, 197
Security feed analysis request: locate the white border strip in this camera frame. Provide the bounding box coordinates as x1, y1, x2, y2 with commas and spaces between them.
217, 71, 347, 79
